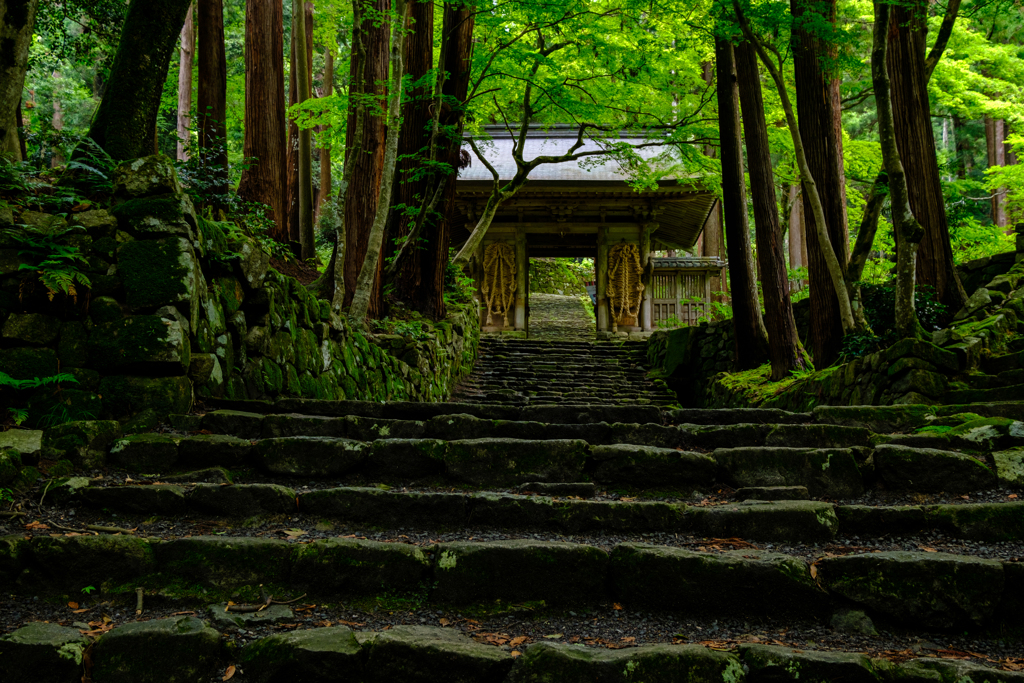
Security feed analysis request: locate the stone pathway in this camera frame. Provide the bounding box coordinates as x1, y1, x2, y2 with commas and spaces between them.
527, 292, 594, 341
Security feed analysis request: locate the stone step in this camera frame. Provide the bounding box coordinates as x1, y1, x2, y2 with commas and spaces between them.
6, 619, 1022, 683
944, 383, 1024, 404
981, 349, 1023, 375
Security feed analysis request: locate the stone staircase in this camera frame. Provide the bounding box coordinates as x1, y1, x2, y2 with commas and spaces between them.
451, 337, 678, 407
945, 338, 1024, 404
2, 398, 1024, 682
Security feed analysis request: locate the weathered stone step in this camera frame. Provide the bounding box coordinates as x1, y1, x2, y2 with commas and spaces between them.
3, 533, 1021, 632
7, 622, 1019, 683
945, 383, 1024, 404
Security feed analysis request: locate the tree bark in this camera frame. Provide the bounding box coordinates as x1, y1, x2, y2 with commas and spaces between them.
735, 41, 806, 380
286, 1, 314, 245
787, 185, 802, 271
350, 0, 408, 324
177, 2, 195, 161
387, 0, 434, 306
86, 0, 192, 160
701, 61, 726, 307
887, 0, 967, 313
51, 72, 65, 167
874, 0, 926, 340
341, 0, 390, 311
197, 0, 228, 211
293, 0, 314, 259
237, 0, 288, 240
315, 47, 334, 224
986, 115, 1008, 229
0, 0, 39, 161
791, 0, 849, 368
714, 35, 769, 369
847, 172, 887, 329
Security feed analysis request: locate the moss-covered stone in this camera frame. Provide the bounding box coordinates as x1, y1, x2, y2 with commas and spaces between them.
0, 621, 90, 683
116, 237, 197, 311
156, 536, 293, 588
254, 436, 369, 477
290, 538, 431, 596
714, 447, 865, 498
363, 625, 512, 683
443, 438, 589, 487
0, 346, 59, 379
0, 447, 21, 485
189, 483, 296, 516
177, 433, 253, 467
686, 500, 838, 543
111, 193, 196, 239
765, 424, 873, 448
818, 551, 1003, 628
41, 419, 121, 468
994, 447, 1024, 487
112, 155, 184, 198
91, 616, 221, 683
89, 315, 190, 373
98, 375, 192, 420
107, 433, 180, 471
874, 444, 996, 493
30, 534, 155, 590
590, 444, 716, 490
79, 484, 187, 514
739, 644, 879, 683
241, 627, 363, 683
508, 642, 744, 683
433, 540, 609, 606
2, 313, 61, 345
925, 502, 1024, 542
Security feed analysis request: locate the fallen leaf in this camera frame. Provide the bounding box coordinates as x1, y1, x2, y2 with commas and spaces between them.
613, 603, 624, 610
1009, 494, 1018, 500
919, 546, 938, 553
809, 565, 817, 579
223, 665, 236, 681
68, 602, 79, 609
24, 522, 49, 530
510, 650, 521, 658
72, 609, 89, 614
543, 634, 563, 639
621, 637, 636, 643
280, 528, 307, 538
439, 618, 450, 626
510, 636, 527, 647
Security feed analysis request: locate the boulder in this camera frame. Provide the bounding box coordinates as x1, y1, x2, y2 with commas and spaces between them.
0, 429, 43, 458
91, 617, 221, 683
994, 447, 1024, 487
112, 155, 183, 198
0, 621, 90, 683
818, 551, 1003, 627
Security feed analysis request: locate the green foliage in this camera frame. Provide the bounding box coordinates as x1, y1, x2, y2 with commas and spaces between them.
443, 256, 476, 307
370, 317, 431, 340
64, 137, 117, 195
987, 134, 1024, 225
839, 283, 948, 359
5, 225, 91, 301
0, 372, 80, 429
81, 585, 96, 595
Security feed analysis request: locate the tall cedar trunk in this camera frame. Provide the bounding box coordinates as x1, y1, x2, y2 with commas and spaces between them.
787, 185, 802, 272
387, 0, 434, 305
0, 0, 39, 161
701, 62, 726, 308
986, 116, 1008, 228
418, 2, 475, 318
237, 0, 287, 240
714, 35, 769, 369
51, 71, 65, 167
791, 0, 849, 368
735, 42, 806, 380
294, 0, 314, 259
315, 47, 334, 224
887, 1, 967, 313
177, 2, 195, 161
86, 0, 192, 160
197, 0, 228, 211
342, 0, 390, 311
286, 2, 314, 244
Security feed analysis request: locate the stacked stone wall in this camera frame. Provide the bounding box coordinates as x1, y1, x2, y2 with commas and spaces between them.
528, 257, 590, 296
0, 156, 478, 427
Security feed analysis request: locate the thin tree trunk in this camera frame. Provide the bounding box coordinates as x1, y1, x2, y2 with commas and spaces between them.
316, 47, 334, 224
342, 0, 390, 313
874, 0, 926, 339
702, 61, 726, 307
16, 99, 27, 160
293, 0, 314, 260
735, 41, 806, 380
986, 115, 1008, 229
0, 0, 39, 162
787, 185, 802, 272
197, 0, 228, 212
238, 0, 287, 240
177, 2, 195, 161
791, 0, 849, 368
847, 172, 888, 329
714, 34, 769, 369
86, 0, 192, 160
286, 2, 314, 245
887, 0, 967, 313
388, 0, 434, 305
51, 72, 65, 167
350, 0, 408, 324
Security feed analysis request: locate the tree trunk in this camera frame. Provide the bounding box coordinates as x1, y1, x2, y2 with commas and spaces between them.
51, 72, 65, 167
237, 0, 287, 240
847, 172, 888, 329
791, 0, 849, 368
86, 0, 192, 160
701, 61, 726, 307
350, 0, 408, 324
735, 41, 806, 380
418, 1, 475, 319
293, 0, 314, 260
714, 35, 769, 369
387, 0, 434, 306
286, 1, 314, 245
316, 47, 334, 224
341, 0, 390, 312
874, 0, 925, 340
986, 115, 1008, 229
887, 0, 967, 313
177, 2, 195, 161
197, 0, 228, 211
0, 0, 39, 161
787, 185, 802, 271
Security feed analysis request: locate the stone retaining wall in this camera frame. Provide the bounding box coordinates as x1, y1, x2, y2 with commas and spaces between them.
0, 156, 478, 427
528, 257, 589, 296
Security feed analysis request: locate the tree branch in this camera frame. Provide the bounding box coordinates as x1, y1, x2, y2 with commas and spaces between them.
924, 0, 962, 82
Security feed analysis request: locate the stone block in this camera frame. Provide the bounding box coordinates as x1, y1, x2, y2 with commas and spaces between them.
2, 313, 61, 345
111, 155, 183, 198
713, 447, 864, 498
442, 438, 589, 487
590, 444, 716, 490
0, 622, 90, 683
189, 483, 296, 516
91, 617, 221, 683
29, 534, 155, 589
156, 536, 292, 587
290, 538, 431, 596
79, 484, 187, 514
98, 375, 192, 420
874, 444, 996, 493
89, 316, 190, 373
255, 436, 369, 477
111, 193, 197, 240
686, 500, 838, 543
362, 626, 512, 683
177, 434, 253, 467
41, 420, 121, 468
241, 627, 363, 683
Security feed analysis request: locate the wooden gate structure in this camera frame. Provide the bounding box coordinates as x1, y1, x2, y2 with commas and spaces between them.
649, 257, 727, 328
454, 126, 719, 335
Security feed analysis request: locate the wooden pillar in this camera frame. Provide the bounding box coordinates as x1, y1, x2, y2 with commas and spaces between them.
640, 223, 654, 331
514, 227, 527, 331
597, 226, 609, 331
475, 242, 487, 328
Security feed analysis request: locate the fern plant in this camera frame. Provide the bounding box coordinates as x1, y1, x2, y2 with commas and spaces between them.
64, 137, 116, 195
1, 372, 80, 427
6, 226, 91, 301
